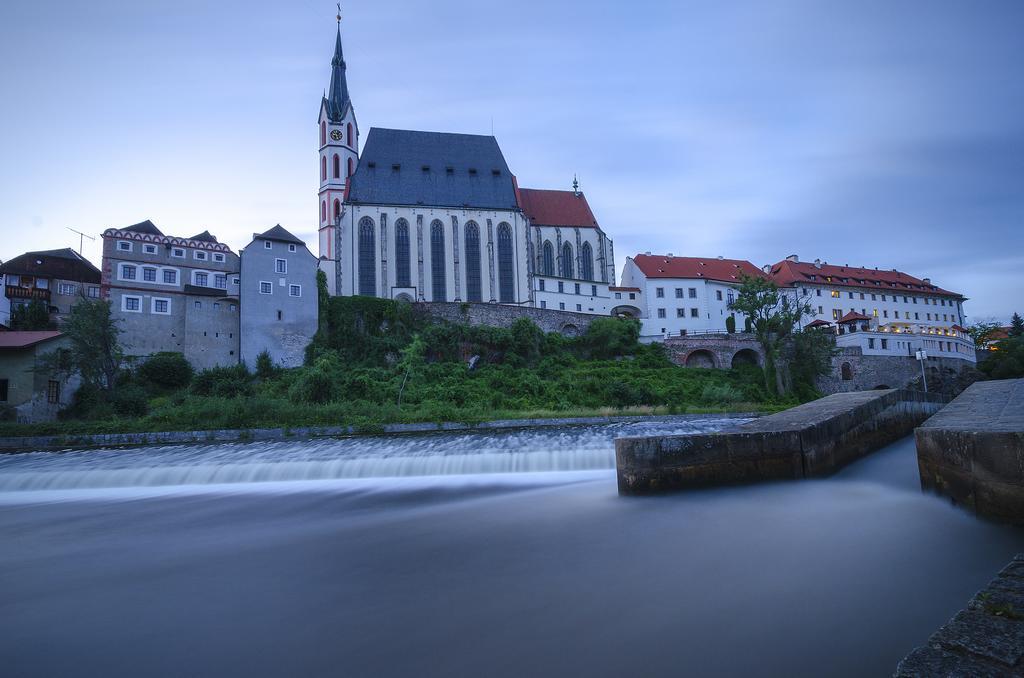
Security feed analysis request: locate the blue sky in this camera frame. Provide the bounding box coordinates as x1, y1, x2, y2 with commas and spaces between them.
1, 0, 1021, 321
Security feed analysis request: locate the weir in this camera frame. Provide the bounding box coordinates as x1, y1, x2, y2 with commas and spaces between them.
616, 389, 949, 495
916, 378, 1024, 523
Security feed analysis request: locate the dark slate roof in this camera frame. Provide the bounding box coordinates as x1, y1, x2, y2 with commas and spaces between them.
0, 248, 101, 283
188, 230, 219, 243
122, 220, 164, 236
255, 224, 305, 245
347, 128, 518, 210
183, 284, 237, 298
323, 26, 351, 123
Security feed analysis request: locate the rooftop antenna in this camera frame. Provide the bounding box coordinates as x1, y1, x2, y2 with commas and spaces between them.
572, 174, 579, 196
66, 227, 95, 255
336, 3, 342, 23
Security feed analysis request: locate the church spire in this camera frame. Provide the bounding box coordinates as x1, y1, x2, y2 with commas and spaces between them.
325, 8, 351, 123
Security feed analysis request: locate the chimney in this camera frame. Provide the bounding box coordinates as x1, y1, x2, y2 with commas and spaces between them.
923, 277, 931, 284
813, 259, 822, 269
644, 251, 651, 256
666, 253, 673, 258
717, 255, 724, 260
786, 254, 799, 263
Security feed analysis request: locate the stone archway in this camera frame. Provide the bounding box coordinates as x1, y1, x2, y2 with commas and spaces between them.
611, 305, 642, 319
560, 323, 580, 338
684, 349, 717, 368
841, 362, 854, 381
394, 293, 414, 303
873, 384, 891, 390
731, 348, 760, 368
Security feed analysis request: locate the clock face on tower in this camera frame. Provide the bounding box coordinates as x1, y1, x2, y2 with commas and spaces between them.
330, 129, 343, 141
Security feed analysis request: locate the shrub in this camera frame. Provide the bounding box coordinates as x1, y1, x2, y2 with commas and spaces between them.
578, 317, 640, 359
255, 350, 276, 380
700, 383, 744, 405
192, 364, 253, 398
111, 385, 150, 418
725, 315, 736, 333
138, 352, 193, 390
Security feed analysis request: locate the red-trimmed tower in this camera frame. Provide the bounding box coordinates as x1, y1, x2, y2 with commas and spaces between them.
317, 16, 358, 287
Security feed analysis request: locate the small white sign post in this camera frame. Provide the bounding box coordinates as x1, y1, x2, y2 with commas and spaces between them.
915, 349, 929, 393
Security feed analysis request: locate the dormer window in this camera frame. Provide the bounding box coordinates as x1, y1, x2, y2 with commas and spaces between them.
194, 250, 207, 261
213, 253, 225, 263
143, 244, 157, 255
117, 240, 132, 252
171, 247, 184, 258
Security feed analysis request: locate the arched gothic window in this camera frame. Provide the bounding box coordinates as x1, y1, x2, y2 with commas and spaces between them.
358, 217, 376, 297
347, 123, 353, 145
320, 121, 326, 147
321, 201, 327, 223
560, 242, 574, 279
580, 242, 594, 281
333, 199, 341, 222
395, 218, 411, 288
464, 222, 482, 302
542, 241, 554, 276
333, 154, 340, 179
321, 156, 327, 181
497, 223, 514, 303
430, 220, 447, 301
347, 157, 354, 178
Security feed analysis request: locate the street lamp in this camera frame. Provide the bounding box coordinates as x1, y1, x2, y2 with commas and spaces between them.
915, 349, 929, 392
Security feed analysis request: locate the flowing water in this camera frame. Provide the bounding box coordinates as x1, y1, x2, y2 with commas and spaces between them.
0, 418, 1021, 678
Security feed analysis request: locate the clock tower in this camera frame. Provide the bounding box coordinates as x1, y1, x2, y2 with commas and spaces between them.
317, 15, 358, 288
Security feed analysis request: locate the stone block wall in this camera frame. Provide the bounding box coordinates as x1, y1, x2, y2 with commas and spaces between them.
418, 302, 598, 336
817, 347, 977, 396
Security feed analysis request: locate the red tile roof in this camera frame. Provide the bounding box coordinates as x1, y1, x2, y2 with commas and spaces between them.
805, 319, 833, 328
0, 331, 63, 349
518, 189, 599, 228
767, 259, 962, 298
838, 311, 872, 323
631, 255, 766, 283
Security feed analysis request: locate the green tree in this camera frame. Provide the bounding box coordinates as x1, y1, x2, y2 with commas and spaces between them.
979, 337, 1024, 380
10, 300, 55, 330
316, 269, 330, 332
786, 327, 837, 399
728, 276, 812, 395
725, 315, 736, 334
579, 317, 640, 360
967, 321, 1004, 346
255, 350, 276, 380
137, 352, 193, 390
1010, 312, 1024, 338
59, 299, 123, 391
396, 334, 427, 407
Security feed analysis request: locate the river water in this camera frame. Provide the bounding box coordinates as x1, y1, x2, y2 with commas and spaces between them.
1, 418, 1021, 677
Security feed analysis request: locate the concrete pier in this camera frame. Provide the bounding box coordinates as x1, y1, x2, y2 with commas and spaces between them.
895, 554, 1024, 676
916, 378, 1024, 523
616, 389, 948, 495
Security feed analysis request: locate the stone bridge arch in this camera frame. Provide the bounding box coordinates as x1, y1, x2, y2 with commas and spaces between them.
663, 333, 766, 371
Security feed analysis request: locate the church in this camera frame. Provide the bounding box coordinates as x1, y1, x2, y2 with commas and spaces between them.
315, 21, 619, 315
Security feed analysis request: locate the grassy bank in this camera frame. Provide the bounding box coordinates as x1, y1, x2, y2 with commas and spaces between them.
0, 297, 802, 439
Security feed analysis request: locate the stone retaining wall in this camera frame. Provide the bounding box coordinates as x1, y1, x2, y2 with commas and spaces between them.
616, 389, 949, 495
916, 378, 1024, 523
895, 553, 1024, 675
419, 302, 598, 336
817, 347, 977, 396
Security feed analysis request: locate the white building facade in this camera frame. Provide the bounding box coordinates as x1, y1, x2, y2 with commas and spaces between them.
768, 255, 975, 363
619, 254, 763, 338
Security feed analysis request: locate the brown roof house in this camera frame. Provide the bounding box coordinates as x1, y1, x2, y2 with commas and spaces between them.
0, 331, 79, 423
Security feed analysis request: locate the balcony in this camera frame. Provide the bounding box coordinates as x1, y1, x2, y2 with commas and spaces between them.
5, 285, 51, 302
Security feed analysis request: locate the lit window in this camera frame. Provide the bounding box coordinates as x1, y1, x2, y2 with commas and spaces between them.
831, 290, 840, 298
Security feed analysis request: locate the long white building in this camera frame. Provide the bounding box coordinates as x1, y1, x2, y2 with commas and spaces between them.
768, 255, 975, 363
619, 254, 764, 337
